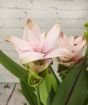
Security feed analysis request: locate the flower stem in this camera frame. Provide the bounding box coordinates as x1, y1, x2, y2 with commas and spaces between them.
36, 86, 41, 105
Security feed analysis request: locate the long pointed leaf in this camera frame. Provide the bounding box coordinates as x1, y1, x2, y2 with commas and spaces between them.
52, 60, 88, 105
0, 50, 28, 81
0, 51, 38, 105
67, 70, 88, 105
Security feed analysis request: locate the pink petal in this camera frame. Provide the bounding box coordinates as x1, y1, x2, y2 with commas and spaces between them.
45, 48, 73, 59
23, 19, 41, 43
59, 32, 74, 50
40, 32, 46, 47
69, 36, 74, 46
74, 36, 84, 44
71, 39, 86, 63
73, 45, 86, 60
43, 23, 61, 53
6, 36, 32, 54
19, 51, 45, 64
73, 40, 86, 53
59, 32, 69, 48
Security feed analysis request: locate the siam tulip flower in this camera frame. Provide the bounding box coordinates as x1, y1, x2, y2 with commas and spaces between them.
58, 32, 86, 64
6, 19, 70, 73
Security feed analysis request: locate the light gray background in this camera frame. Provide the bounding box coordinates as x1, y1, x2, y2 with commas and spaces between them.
0, 0, 88, 82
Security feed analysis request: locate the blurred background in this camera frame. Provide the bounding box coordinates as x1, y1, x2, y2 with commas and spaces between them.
0, 0, 88, 104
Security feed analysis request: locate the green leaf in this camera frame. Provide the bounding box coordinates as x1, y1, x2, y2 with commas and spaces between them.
47, 87, 55, 105
46, 74, 59, 105
0, 50, 28, 81
67, 70, 88, 105
46, 74, 58, 93
50, 66, 60, 84
20, 80, 38, 105
39, 73, 60, 105
0, 51, 38, 105
45, 75, 52, 94
52, 59, 88, 105
39, 79, 48, 105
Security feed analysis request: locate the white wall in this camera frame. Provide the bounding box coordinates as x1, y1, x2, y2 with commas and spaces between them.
0, 0, 88, 82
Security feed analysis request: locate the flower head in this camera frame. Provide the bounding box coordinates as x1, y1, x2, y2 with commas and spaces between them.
58, 32, 86, 64
6, 19, 68, 72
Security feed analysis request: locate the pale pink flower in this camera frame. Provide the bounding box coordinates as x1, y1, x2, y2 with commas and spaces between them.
6, 19, 70, 72
58, 32, 86, 64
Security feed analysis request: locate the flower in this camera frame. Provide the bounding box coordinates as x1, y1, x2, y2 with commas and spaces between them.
58, 32, 86, 64
6, 19, 69, 72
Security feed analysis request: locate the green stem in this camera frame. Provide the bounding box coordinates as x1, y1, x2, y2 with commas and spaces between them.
36, 86, 41, 105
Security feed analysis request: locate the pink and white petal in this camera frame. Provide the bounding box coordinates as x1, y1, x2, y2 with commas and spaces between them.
23, 19, 41, 42
24, 29, 40, 47
32, 33, 46, 52
6, 36, 32, 53
74, 45, 86, 59
19, 51, 45, 64
74, 36, 84, 44
72, 53, 83, 63
43, 23, 61, 53
69, 36, 75, 46
59, 34, 74, 49
73, 40, 86, 53
58, 32, 71, 49
59, 32, 68, 42
45, 48, 73, 59
65, 36, 75, 50
40, 32, 46, 47
71, 45, 86, 63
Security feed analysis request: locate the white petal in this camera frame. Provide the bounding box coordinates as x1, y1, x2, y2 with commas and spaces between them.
45, 48, 73, 59
6, 36, 32, 54
43, 23, 61, 53
20, 51, 44, 64
23, 19, 41, 44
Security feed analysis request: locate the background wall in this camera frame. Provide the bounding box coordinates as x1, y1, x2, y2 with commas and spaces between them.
0, 0, 88, 82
